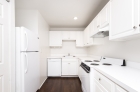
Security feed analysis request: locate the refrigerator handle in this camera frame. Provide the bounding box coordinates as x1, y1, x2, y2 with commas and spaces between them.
25, 32, 29, 51
25, 53, 29, 74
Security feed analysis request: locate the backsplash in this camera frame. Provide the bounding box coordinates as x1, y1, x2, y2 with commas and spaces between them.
50, 41, 87, 56
87, 37, 140, 63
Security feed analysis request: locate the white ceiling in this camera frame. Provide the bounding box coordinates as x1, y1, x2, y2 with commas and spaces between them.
16, 0, 109, 28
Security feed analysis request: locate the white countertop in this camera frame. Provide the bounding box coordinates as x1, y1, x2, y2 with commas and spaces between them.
80, 58, 140, 92
47, 56, 140, 91
47, 56, 99, 60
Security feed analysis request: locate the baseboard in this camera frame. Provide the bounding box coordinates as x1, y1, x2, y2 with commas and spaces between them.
39, 77, 48, 89
61, 75, 78, 77
36, 89, 40, 92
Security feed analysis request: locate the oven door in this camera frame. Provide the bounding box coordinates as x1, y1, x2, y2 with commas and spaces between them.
80, 66, 90, 92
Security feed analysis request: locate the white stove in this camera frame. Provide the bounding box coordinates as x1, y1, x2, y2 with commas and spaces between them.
79, 57, 125, 92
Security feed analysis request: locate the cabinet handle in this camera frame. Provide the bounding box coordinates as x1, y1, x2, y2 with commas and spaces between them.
133, 26, 137, 29
139, 24, 140, 27
99, 78, 101, 81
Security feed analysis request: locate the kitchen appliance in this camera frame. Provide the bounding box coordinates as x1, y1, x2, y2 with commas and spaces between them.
101, 57, 126, 66
85, 60, 92, 62
48, 58, 61, 76
93, 60, 100, 62
102, 63, 112, 65
79, 57, 125, 92
16, 27, 40, 92
80, 62, 90, 73
90, 23, 109, 38
90, 63, 99, 65
79, 62, 91, 92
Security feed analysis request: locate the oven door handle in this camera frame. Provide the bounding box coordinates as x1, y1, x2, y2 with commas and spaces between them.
80, 65, 90, 73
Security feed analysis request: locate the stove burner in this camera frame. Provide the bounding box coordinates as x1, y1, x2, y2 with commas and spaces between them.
90, 63, 99, 65
94, 60, 100, 62
102, 63, 112, 65
85, 60, 92, 62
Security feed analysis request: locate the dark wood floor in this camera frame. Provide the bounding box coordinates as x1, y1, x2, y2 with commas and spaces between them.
39, 77, 83, 92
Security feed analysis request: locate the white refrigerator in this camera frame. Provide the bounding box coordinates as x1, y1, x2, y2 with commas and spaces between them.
16, 27, 40, 92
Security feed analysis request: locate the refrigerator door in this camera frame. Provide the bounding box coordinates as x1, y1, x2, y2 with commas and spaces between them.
21, 52, 40, 92
20, 27, 39, 51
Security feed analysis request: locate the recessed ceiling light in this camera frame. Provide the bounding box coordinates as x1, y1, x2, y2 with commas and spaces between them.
74, 17, 78, 20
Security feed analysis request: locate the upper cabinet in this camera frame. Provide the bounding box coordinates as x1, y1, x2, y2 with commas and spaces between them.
109, 0, 139, 40
49, 31, 84, 47
62, 31, 76, 40
100, 2, 110, 29
91, 15, 100, 36
76, 31, 84, 47
49, 31, 62, 46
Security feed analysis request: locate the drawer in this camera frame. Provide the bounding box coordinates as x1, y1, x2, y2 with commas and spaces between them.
94, 70, 115, 92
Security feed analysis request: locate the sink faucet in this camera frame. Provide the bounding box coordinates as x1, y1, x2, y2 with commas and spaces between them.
68, 53, 70, 56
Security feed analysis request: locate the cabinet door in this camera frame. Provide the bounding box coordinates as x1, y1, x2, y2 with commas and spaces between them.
100, 2, 110, 28
49, 31, 62, 46
86, 25, 90, 45
70, 31, 76, 40
62, 62, 69, 75
115, 85, 128, 92
68, 62, 78, 75
93, 15, 100, 34
93, 79, 108, 92
76, 31, 84, 47
83, 28, 87, 46
94, 70, 116, 92
89, 20, 94, 36
110, 0, 139, 40
62, 31, 69, 40
88, 23, 94, 45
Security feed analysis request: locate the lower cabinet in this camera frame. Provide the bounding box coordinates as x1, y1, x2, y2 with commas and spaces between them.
115, 85, 127, 92
94, 79, 108, 92
62, 60, 78, 75
94, 70, 128, 92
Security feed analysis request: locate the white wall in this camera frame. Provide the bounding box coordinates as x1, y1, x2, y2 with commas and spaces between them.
16, 9, 38, 34
87, 37, 140, 62
16, 9, 50, 86
38, 12, 50, 85
50, 41, 87, 56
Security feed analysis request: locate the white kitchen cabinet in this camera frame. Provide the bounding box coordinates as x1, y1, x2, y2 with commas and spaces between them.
68, 62, 78, 75
62, 62, 69, 75
94, 70, 129, 92
49, 31, 62, 46
94, 70, 115, 92
100, 2, 110, 29
62, 31, 76, 40
115, 85, 128, 92
83, 25, 92, 46
70, 31, 76, 40
83, 28, 88, 46
91, 15, 101, 37
94, 79, 108, 92
76, 31, 84, 47
88, 22, 94, 45
62, 59, 78, 75
62, 31, 69, 40
109, 0, 139, 40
